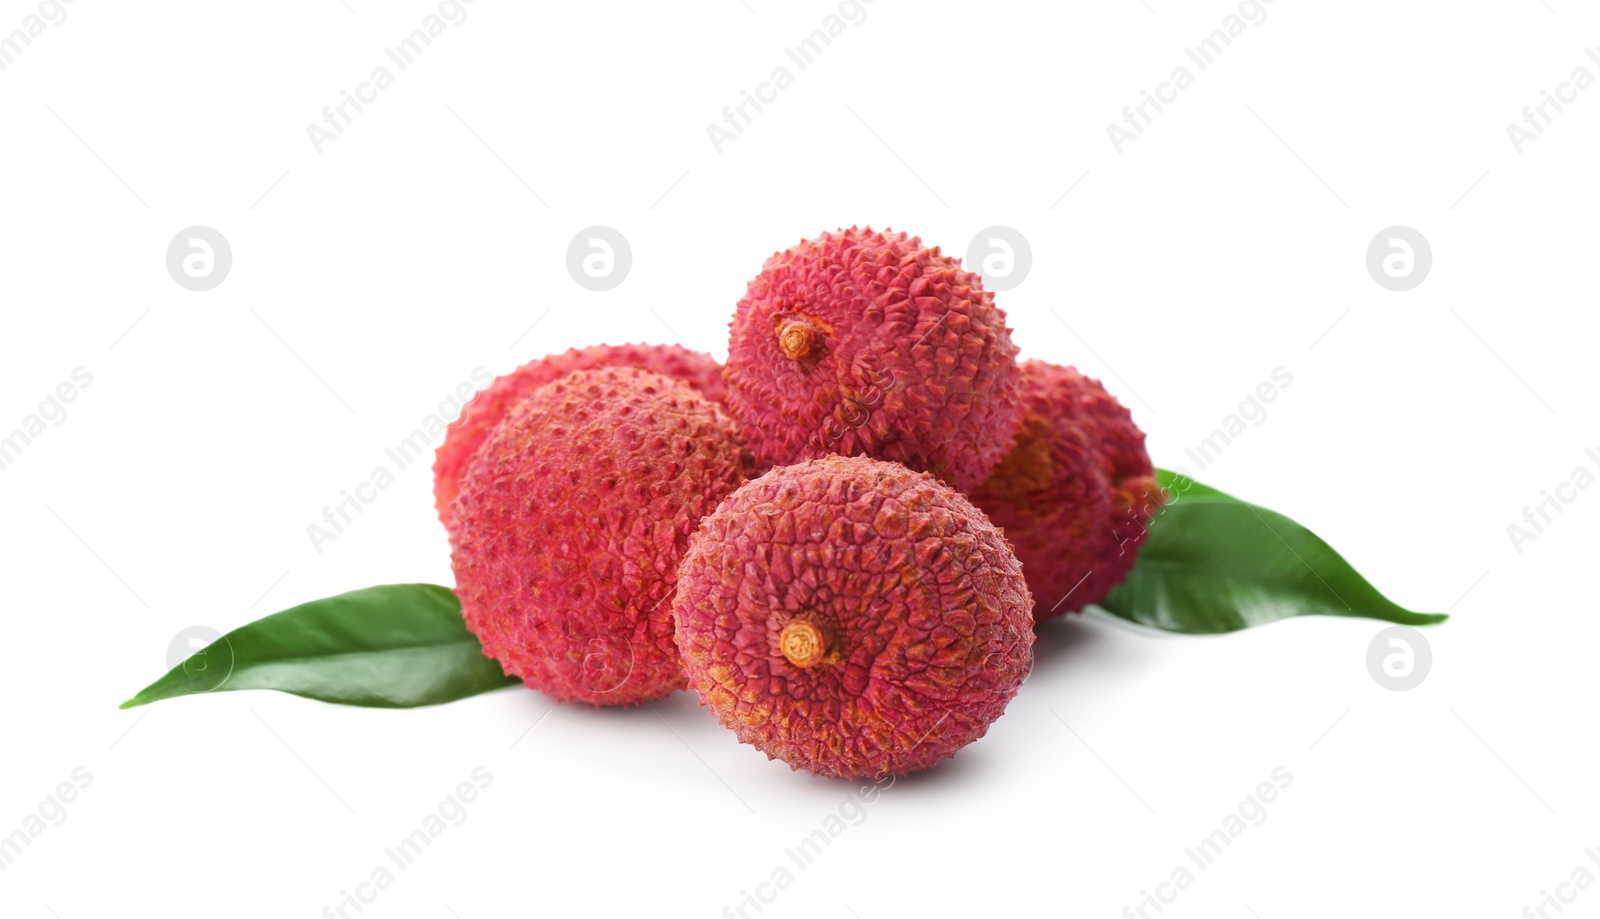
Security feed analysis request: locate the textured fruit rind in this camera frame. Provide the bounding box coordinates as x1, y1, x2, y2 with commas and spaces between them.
673, 455, 1035, 779
433, 343, 728, 524
969, 360, 1164, 618
724, 227, 1023, 491
449, 368, 746, 706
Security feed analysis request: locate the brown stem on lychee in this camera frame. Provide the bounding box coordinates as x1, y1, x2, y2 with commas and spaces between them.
777, 319, 821, 361
780, 620, 828, 667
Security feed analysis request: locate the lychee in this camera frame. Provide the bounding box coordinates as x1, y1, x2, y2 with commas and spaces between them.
433, 343, 727, 524
968, 360, 1164, 618
723, 227, 1023, 490
449, 368, 746, 706
672, 455, 1034, 779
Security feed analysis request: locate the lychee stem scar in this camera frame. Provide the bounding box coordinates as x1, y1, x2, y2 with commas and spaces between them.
777, 319, 820, 361
780, 620, 827, 667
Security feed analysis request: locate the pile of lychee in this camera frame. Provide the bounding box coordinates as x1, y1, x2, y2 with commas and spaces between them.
439, 227, 1164, 780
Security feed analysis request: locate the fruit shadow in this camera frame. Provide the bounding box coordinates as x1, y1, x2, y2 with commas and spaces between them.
1028, 613, 1105, 674
500, 615, 1114, 794
587, 684, 709, 726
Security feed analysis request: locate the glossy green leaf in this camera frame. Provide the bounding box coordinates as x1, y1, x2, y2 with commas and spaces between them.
1097, 470, 1447, 633
121, 584, 518, 708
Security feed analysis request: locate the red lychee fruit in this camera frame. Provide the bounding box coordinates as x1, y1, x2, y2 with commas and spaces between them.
673, 455, 1034, 779
449, 368, 746, 706
968, 360, 1164, 618
724, 227, 1023, 491
433, 343, 727, 525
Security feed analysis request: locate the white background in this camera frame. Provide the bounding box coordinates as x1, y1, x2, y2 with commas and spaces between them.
2, 1, 1597, 917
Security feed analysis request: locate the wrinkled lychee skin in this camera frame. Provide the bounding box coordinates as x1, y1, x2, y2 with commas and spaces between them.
673, 455, 1034, 779
433, 344, 727, 524
449, 368, 746, 706
969, 361, 1164, 618
724, 227, 1023, 491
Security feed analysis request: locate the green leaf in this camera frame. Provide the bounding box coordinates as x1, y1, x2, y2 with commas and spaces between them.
120, 583, 519, 709
1097, 469, 1447, 634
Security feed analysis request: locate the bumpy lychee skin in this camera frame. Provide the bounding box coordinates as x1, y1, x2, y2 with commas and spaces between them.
969, 361, 1164, 618
449, 368, 746, 706
724, 227, 1023, 491
433, 343, 727, 524
673, 455, 1034, 779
